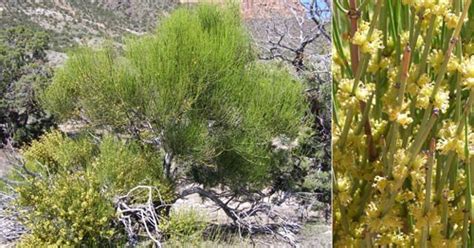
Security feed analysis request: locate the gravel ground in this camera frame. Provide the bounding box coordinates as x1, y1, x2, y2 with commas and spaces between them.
0, 149, 26, 245
0, 194, 25, 245
0, 150, 11, 178
173, 190, 332, 247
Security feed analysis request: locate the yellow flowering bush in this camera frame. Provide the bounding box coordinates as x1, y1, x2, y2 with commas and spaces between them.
16, 172, 116, 247
333, 0, 474, 246
22, 130, 95, 173
11, 131, 174, 246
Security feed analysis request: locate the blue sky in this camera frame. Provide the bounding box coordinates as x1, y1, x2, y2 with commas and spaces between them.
300, 0, 331, 20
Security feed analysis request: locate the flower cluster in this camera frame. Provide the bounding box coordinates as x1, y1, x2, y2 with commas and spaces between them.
352, 21, 384, 54
333, 0, 474, 246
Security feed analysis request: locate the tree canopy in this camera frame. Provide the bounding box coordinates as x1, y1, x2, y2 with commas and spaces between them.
0, 26, 54, 146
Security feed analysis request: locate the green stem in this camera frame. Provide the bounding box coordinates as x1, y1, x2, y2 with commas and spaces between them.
416, 0, 471, 140
381, 111, 438, 217
354, 93, 374, 135
338, 0, 384, 149
413, 14, 435, 82
334, 0, 349, 13
421, 139, 436, 248
469, 157, 474, 247
333, 170, 351, 235
463, 123, 472, 246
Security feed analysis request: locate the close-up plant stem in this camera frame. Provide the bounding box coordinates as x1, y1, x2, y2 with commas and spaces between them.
333, 0, 474, 246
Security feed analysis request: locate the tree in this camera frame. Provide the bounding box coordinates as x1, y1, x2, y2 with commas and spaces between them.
0, 26, 55, 147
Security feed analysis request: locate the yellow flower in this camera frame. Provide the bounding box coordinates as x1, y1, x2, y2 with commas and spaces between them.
464, 78, 474, 90
461, 56, 474, 89
445, 12, 459, 29
366, 201, 381, 218
437, 121, 470, 160
429, 50, 444, 72
433, 88, 449, 113
396, 112, 413, 128
373, 176, 388, 193
352, 21, 384, 54
416, 83, 433, 109
433, 0, 450, 16
447, 57, 460, 73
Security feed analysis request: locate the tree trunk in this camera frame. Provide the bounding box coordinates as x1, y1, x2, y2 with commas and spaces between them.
163, 152, 173, 179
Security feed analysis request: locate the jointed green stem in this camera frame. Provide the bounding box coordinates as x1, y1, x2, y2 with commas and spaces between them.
462, 130, 472, 247
421, 139, 436, 248
436, 90, 474, 201
416, 0, 471, 144
338, 0, 384, 148
383, 45, 411, 176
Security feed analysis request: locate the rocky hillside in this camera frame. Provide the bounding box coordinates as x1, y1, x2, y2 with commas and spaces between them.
0, 0, 178, 51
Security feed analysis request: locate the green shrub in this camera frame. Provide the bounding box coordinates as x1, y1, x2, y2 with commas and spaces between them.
160, 209, 208, 244
22, 130, 95, 173
12, 131, 174, 246
16, 171, 116, 247
15, 4, 310, 246
91, 135, 175, 200
303, 171, 331, 203
42, 4, 307, 190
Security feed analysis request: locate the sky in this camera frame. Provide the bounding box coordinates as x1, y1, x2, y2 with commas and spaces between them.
300, 0, 331, 21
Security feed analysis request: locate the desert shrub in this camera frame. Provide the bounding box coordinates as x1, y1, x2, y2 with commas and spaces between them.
14, 4, 313, 246
16, 171, 116, 247
12, 131, 173, 246
267, 126, 331, 205
22, 130, 95, 173
42, 4, 307, 191
91, 135, 175, 199
303, 170, 331, 203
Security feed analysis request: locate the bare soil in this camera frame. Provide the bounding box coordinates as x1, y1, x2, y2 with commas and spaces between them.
0, 150, 12, 178
173, 191, 331, 247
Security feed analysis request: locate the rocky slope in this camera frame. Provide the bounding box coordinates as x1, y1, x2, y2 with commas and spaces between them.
0, 0, 177, 51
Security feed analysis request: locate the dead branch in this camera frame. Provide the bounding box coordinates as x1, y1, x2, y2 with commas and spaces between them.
249, 0, 330, 76
115, 185, 171, 247
179, 185, 303, 246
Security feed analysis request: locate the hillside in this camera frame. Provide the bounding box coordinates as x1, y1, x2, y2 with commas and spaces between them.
0, 0, 177, 51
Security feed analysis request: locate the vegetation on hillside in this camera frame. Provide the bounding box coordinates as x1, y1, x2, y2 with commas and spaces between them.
0, 0, 178, 51
0, 26, 55, 147
1, 4, 330, 246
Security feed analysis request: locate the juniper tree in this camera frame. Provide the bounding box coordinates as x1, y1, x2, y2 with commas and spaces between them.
0, 26, 55, 147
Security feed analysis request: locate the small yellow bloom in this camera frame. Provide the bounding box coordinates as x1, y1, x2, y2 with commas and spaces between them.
434, 88, 449, 113
445, 13, 459, 29
396, 112, 413, 128
352, 21, 384, 54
